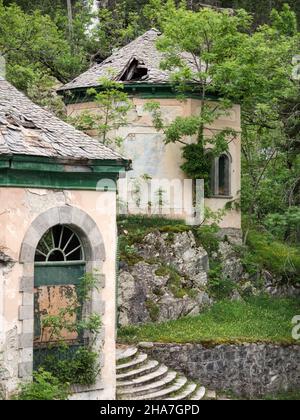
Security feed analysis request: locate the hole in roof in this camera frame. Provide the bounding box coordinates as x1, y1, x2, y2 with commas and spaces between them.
5, 112, 37, 129
120, 58, 148, 82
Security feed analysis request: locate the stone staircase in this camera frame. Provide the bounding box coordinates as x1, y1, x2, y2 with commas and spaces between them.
116, 346, 213, 401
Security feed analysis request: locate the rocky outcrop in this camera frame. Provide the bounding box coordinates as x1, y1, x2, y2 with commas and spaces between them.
118, 226, 299, 326
217, 241, 244, 282
118, 231, 211, 326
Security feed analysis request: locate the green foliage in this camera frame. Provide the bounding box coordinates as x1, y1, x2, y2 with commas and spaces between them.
158, 224, 190, 234
16, 369, 70, 401
145, 299, 160, 322
0, 2, 88, 85
38, 272, 102, 386
246, 230, 300, 282
193, 225, 220, 256
69, 78, 132, 145
118, 296, 300, 345
264, 207, 300, 244
155, 264, 192, 298
262, 389, 300, 401
118, 215, 185, 231
207, 261, 237, 299
41, 347, 99, 386
181, 143, 212, 195
271, 3, 298, 36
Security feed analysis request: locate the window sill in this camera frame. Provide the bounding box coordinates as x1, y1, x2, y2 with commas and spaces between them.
206, 195, 233, 200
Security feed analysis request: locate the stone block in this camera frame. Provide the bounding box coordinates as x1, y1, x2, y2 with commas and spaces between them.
19, 306, 34, 321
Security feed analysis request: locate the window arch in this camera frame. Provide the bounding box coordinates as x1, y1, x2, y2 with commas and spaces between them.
35, 225, 84, 263
209, 152, 232, 197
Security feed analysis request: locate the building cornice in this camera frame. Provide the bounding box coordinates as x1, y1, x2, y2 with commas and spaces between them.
58, 83, 221, 105
0, 155, 129, 191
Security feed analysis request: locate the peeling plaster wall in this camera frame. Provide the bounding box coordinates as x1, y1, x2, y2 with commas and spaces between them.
0, 188, 118, 399
67, 98, 241, 229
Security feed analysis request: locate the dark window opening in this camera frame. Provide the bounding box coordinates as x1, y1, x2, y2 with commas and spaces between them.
218, 154, 230, 196
35, 225, 84, 263
120, 58, 148, 82
47, 249, 65, 262
209, 153, 231, 197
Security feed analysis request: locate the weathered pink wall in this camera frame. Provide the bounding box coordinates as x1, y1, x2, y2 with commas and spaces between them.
0, 188, 117, 399
67, 98, 241, 229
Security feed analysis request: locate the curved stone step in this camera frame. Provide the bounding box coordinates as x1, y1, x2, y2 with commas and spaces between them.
131, 376, 188, 401
116, 346, 138, 363
190, 386, 206, 400
117, 353, 148, 372
117, 360, 159, 381
117, 365, 169, 389
165, 383, 198, 400
118, 370, 178, 398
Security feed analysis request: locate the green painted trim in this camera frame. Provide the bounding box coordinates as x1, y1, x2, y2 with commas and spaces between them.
34, 264, 86, 287
59, 83, 221, 105
0, 155, 127, 190
0, 169, 119, 191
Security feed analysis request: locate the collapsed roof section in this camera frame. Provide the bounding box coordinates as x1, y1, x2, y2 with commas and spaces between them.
58, 29, 201, 92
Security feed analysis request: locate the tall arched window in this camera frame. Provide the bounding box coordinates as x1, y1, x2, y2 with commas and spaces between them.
209, 153, 231, 197
218, 154, 230, 196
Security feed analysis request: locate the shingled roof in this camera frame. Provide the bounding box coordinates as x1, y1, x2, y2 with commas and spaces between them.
59, 29, 201, 92
0, 77, 127, 163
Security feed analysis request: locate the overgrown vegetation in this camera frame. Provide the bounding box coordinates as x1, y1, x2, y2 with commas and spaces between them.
245, 230, 300, 282
35, 272, 102, 387
207, 261, 237, 300
16, 369, 70, 401
118, 296, 300, 345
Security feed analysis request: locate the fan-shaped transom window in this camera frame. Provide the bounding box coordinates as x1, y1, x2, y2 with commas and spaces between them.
35, 225, 84, 263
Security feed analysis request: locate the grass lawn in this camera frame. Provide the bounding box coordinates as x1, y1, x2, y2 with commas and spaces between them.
118, 296, 300, 345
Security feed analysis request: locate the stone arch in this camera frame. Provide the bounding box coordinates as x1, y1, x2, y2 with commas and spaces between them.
20, 206, 106, 264
18, 206, 106, 382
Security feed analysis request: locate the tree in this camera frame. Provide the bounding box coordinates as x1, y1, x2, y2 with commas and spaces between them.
145, 2, 250, 193
69, 77, 132, 146
144, 2, 299, 239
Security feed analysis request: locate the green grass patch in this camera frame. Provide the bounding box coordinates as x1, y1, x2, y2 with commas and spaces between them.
118, 215, 185, 232
118, 296, 300, 345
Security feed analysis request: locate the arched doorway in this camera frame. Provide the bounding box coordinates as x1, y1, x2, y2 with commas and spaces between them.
33, 225, 86, 369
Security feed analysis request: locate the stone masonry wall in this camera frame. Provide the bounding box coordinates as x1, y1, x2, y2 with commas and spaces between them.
143, 342, 300, 397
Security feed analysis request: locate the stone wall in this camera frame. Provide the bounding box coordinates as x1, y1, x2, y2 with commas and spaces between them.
143, 342, 300, 397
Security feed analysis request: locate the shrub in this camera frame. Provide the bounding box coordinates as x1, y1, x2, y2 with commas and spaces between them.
264, 207, 300, 244
246, 230, 300, 282
16, 369, 70, 401
41, 347, 99, 386
194, 225, 220, 256
207, 261, 237, 299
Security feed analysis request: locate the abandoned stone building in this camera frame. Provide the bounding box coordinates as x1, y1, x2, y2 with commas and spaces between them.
0, 77, 129, 399
58, 29, 242, 230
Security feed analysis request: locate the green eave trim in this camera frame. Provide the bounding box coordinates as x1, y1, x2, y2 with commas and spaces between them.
59, 83, 221, 105
0, 155, 127, 191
